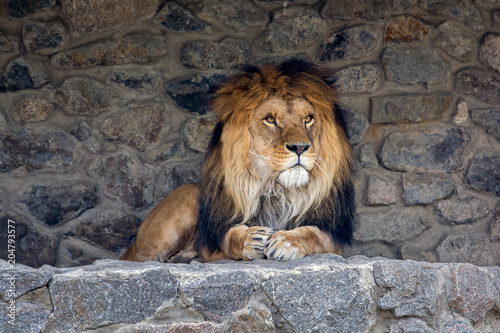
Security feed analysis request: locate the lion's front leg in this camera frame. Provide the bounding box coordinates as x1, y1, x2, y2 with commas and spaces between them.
264, 226, 341, 261
222, 225, 274, 260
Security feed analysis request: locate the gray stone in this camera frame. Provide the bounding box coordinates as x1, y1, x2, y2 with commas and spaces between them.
200, 0, 267, 31
88, 151, 154, 209
399, 244, 437, 263
53, 77, 122, 116
0, 128, 77, 174
101, 102, 168, 151
181, 38, 250, 69
139, 140, 185, 164
335, 64, 382, 93
6, 0, 54, 18
50, 263, 177, 332
320, 25, 380, 62
366, 175, 396, 205
339, 107, 370, 145
9, 95, 54, 124
358, 143, 378, 168
157, 160, 203, 198
156, 1, 211, 34
389, 317, 432, 333
374, 260, 437, 318
22, 20, 70, 55
0, 265, 51, 301
447, 264, 498, 322
380, 126, 470, 173
2, 56, 51, 91
437, 233, 500, 266
421, 0, 484, 31
72, 211, 141, 253
0, 302, 51, 333
385, 16, 432, 44
70, 121, 105, 154
471, 109, 500, 141
402, 174, 455, 205
371, 94, 452, 124
455, 68, 500, 105
180, 271, 255, 323
0, 32, 19, 53
223, 303, 274, 333
382, 45, 448, 86
117, 322, 223, 333
16, 183, 98, 226
262, 6, 327, 53
52, 33, 168, 69
490, 206, 500, 241
321, 0, 390, 20
433, 20, 477, 62
183, 116, 216, 152
435, 196, 490, 225
262, 270, 372, 332
442, 320, 475, 333
166, 74, 227, 115
59, 0, 160, 34
480, 34, 500, 74
0, 112, 5, 126
466, 151, 500, 196
355, 209, 427, 243
453, 99, 469, 124
108, 70, 161, 93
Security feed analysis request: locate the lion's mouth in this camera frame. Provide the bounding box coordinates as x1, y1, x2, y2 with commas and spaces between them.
278, 165, 310, 188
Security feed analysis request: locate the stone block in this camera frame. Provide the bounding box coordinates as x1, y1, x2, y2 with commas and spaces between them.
262, 269, 373, 332
52, 33, 168, 69
223, 303, 274, 333
490, 207, 500, 241
320, 25, 380, 62
380, 126, 470, 173
200, 0, 266, 31
157, 160, 203, 198
335, 64, 382, 93
480, 34, 500, 74
433, 20, 477, 62
388, 318, 432, 333
9, 95, 54, 124
322, 0, 390, 19
262, 6, 327, 53
0, 32, 20, 53
50, 262, 177, 332
355, 209, 427, 243
181, 38, 250, 69
456, 68, 500, 105
59, 0, 160, 34
116, 322, 223, 333
182, 116, 216, 152
6, 0, 54, 18
0, 128, 77, 174
435, 196, 490, 225
447, 264, 498, 322
442, 320, 475, 333
166, 74, 227, 115
339, 107, 370, 145
70, 121, 105, 154
0, 302, 51, 333
371, 94, 452, 124
0, 264, 51, 300
385, 15, 432, 44
358, 143, 378, 168
107, 70, 161, 93
471, 109, 500, 141
382, 45, 448, 86
101, 102, 168, 151
402, 174, 455, 205
374, 260, 437, 318
437, 233, 500, 266
466, 151, 500, 196
365, 175, 396, 205
155, 1, 211, 34
2, 56, 51, 91
22, 20, 70, 55
52, 77, 122, 116
421, 0, 484, 31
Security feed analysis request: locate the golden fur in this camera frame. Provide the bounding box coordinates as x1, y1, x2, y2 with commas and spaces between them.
121, 59, 355, 263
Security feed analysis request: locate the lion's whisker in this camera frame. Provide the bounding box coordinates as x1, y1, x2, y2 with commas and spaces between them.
249, 151, 272, 161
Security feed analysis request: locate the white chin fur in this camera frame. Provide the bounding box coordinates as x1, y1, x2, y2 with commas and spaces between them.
278, 166, 310, 188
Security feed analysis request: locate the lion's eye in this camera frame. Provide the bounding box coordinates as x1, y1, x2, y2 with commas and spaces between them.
304, 115, 314, 125
264, 116, 276, 125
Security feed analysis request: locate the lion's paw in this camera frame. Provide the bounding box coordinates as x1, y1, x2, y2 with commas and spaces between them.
242, 227, 274, 260
264, 231, 305, 262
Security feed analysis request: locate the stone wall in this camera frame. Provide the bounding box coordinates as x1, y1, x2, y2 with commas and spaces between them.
1, 255, 500, 332
0, 0, 500, 268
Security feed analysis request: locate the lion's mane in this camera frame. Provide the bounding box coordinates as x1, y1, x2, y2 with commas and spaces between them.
195, 59, 355, 255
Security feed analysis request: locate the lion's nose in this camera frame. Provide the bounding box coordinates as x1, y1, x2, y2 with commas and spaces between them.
286, 144, 310, 156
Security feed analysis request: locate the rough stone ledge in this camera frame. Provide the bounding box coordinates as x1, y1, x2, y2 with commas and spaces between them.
1, 255, 500, 332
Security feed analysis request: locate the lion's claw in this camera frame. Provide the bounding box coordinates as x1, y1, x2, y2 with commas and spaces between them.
242, 227, 274, 260
264, 231, 305, 261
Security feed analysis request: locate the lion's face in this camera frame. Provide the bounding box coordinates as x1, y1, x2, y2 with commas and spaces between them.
249, 96, 321, 188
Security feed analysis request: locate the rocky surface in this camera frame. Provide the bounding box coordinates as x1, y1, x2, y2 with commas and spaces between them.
2, 256, 500, 333
0, 0, 498, 274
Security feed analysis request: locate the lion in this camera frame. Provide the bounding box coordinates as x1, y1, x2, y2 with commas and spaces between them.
120, 59, 355, 263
